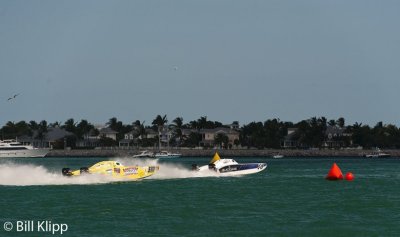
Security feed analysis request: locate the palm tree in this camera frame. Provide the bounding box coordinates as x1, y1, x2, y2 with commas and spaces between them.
214, 133, 229, 149
29, 120, 39, 130
189, 120, 199, 130
106, 117, 125, 141
35, 120, 48, 147
198, 116, 207, 129
49, 121, 63, 128
107, 117, 118, 130
1, 121, 16, 139
318, 117, 327, 130
14, 121, 31, 137
132, 120, 146, 146
152, 115, 168, 149
328, 119, 337, 127
171, 117, 183, 146
352, 122, 363, 130
337, 117, 345, 128
76, 120, 94, 139
63, 118, 76, 133
133, 120, 145, 136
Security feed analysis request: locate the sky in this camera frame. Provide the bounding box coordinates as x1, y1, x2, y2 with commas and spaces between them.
1, 0, 400, 127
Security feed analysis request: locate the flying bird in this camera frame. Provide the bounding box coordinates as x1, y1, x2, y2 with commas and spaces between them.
7, 93, 20, 101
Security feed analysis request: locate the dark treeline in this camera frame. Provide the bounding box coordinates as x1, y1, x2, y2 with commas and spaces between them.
1, 116, 400, 149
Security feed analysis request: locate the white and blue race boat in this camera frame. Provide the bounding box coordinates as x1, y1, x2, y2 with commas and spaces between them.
194, 153, 267, 176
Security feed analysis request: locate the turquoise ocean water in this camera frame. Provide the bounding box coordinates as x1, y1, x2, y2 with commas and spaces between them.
0, 157, 399, 237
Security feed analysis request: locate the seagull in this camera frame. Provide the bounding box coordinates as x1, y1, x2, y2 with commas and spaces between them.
7, 93, 20, 101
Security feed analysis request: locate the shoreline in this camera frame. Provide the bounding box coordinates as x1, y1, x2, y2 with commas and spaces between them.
46, 148, 400, 158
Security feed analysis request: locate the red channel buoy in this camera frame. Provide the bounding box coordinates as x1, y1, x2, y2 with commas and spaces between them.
325, 163, 343, 180
345, 172, 354, 181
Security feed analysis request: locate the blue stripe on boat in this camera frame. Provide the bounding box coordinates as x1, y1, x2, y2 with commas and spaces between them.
238, 164, 260, 170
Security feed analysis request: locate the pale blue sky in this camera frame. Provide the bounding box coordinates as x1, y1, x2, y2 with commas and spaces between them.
1, 0, 399, 127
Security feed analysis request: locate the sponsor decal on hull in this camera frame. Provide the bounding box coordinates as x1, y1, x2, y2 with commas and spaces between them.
123, 167, 138, 175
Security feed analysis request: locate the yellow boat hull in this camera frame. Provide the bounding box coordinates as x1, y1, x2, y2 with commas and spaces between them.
63, 161, 159, 180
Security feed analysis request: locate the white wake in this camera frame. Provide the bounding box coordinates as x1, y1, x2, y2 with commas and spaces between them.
0, 158, 216, 186
0, 163, 116, 186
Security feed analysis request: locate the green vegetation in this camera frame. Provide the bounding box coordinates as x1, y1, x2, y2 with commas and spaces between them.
1, 116, 400, 149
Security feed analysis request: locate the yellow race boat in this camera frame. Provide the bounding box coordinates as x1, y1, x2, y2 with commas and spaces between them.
62, 161, 159, 180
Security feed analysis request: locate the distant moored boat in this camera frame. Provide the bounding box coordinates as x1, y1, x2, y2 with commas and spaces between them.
132, 150, 155, 158
154, 151, 182, 159
365, 148, 390, 158
0, 140, 50, 158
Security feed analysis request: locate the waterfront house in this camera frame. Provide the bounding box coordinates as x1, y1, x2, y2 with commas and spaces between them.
18, 127, 75, 148
119, 130, 140, 147
281, 128, 299, 148
181, 129, 198, 137
99, 127, 118, 141
323, 126, 352, 148
178, 128, 200, 146
160, 127, 173, 144
225, 121, 240, 130
75, 128, 101, 148
119, 128, 160, 148
199, 127, 240, 148
144, 128, 158, 139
